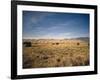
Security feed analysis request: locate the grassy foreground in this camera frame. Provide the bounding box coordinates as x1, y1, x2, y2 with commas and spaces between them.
23, 39, 89, 69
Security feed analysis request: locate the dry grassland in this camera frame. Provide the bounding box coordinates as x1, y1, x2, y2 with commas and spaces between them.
23, 39, 89, 68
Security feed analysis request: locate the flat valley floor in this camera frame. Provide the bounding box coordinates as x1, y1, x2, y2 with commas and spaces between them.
23, 39, 89, 69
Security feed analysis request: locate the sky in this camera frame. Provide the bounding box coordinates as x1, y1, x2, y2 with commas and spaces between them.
23, 11, 89, 39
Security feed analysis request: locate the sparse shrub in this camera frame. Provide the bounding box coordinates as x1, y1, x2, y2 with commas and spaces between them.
23, 42, 32, 47
37, 56, 39, 58
77, 42, 80, 45
57, 59, 60, 62
56, 43, 59, 45
43, 56, 49, 59
52, 43, 59, 45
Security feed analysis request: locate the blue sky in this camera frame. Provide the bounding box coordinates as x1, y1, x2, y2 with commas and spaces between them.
23, 11, 89, 39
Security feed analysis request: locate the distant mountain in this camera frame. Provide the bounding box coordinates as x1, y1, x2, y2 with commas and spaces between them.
64, 37, 89, 42
73, 37, 89, 42
23, 37, 89, 43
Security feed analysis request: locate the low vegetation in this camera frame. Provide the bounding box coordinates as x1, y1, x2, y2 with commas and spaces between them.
23, 39, 89, 68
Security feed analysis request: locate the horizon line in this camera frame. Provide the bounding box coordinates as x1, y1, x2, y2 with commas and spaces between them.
23, 36, 89, 40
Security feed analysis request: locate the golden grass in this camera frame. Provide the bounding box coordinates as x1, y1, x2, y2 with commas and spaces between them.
23, 39, 89, 68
